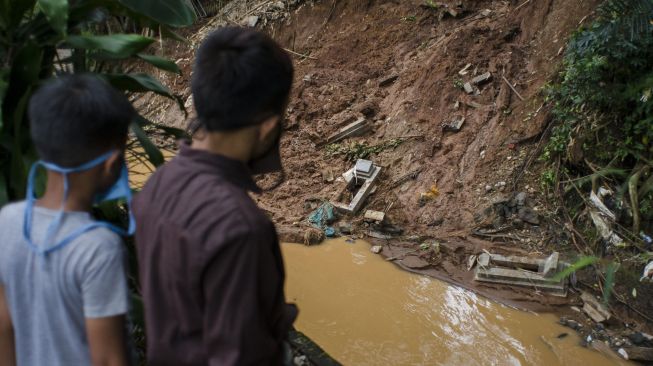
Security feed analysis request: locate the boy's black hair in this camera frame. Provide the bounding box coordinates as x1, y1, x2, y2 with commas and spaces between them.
191, 27, 294, 132
28, 74, 135, 167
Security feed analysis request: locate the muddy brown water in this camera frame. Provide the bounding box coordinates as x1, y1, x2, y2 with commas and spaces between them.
282, 238, 627, 366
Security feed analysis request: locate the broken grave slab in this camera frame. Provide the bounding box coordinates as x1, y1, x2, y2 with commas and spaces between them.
581, 291, 611, 323
471, 72, 492, 85
323, 117, 370, 146
364, 210, 385, 223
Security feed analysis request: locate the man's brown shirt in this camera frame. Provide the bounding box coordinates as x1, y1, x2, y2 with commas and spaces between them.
133, 143, 296, 366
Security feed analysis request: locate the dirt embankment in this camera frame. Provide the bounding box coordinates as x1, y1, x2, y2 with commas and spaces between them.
139, 0, 653, 345
252, 0, 603, 308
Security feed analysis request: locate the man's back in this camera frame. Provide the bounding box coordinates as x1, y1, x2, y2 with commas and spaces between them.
0, 202, 129, 366
134, 144, 296, 366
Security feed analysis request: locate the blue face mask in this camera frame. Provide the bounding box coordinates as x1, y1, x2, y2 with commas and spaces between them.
23, 150, 135, 258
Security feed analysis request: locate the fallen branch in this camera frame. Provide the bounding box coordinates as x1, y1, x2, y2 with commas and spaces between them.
284, 48, 317, 60
629, 165, 649, 234
502, 75, 525, 101
514, 0, 533, 11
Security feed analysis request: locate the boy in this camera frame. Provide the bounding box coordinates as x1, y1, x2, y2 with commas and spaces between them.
134, 27, 297, 365
0, 74, 134, 366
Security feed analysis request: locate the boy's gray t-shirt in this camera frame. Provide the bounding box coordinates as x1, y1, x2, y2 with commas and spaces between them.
0, 201, 129, 366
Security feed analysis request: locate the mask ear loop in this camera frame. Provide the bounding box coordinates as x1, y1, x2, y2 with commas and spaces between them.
41, 172, 70, 259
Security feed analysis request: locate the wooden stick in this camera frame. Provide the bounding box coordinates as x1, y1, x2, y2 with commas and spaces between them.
514, 0, 532, 11
502, 75, 525, 101
283, 48, 317, 60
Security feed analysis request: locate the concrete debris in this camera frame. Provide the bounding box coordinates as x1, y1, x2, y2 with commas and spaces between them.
475, 252, 568, 296
370, 245, 383, 254
364, 210, 385, 223
245, 15, 259, 27
581, 292, 611, 323
443, 116, 465, 132
589, 190, 616, 220
467, 254, 477, 271
471, 71, 492, 85
477, 252, 491, 267
589, 210, 624, 247
541, 252, 559, 277
322, 168, 335, 183
379, 74, 398, 87
323, 117, 370, 146
463, 82, 474, 94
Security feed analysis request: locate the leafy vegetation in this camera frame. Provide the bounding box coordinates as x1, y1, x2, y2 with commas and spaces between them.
0, 1, 196, 362
0, 0, 195, 206
326, 138, 405, 161
543, 0, 653, 305
545, 0, 653, 234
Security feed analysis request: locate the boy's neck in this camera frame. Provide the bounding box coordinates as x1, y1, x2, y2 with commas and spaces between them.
36, 171, 97, 212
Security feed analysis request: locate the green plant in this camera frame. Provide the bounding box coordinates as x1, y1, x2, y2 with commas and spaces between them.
0, 1, 195, 362
424, 0, 440, 10
452, 78, 464, 90
0, 0, 195, 205
545, 0, 653, 232
402, 15, 416, 22
326, 138, 405, 161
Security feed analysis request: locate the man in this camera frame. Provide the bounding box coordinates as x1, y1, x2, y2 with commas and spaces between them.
0, 75, 133, 366
133, 27, 297, 365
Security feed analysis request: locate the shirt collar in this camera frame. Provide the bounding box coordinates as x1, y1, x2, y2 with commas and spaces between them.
177, 141, 262, 194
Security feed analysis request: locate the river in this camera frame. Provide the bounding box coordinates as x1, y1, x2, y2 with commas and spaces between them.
282, 238, 627, 366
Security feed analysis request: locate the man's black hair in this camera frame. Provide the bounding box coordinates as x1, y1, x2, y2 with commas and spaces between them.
28, 74, 135, 167
191, 27, 294, 131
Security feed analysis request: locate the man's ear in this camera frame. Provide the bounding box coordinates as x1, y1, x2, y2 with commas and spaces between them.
258, 115, 280, 142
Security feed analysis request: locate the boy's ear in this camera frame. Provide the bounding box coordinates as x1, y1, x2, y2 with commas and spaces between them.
102, 150, 123, 177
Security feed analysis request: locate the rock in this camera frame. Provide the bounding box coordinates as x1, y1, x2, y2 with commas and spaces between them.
560, 317, 583, 331
338, 222, 353, 235
480, 9, 492, 17
619, 347, 653, 362
379, 74, 398, 87
485, 184, 493, 193
443, 116, 465, 132
628, 332, 648, 346
401, 255, 430, 269
514, 192, 527, 206
518, 207, 540, 225
581, 292, 611, 323
370, 245, 383, 254
364, 210, 385, 223
293, 355, 309, 366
